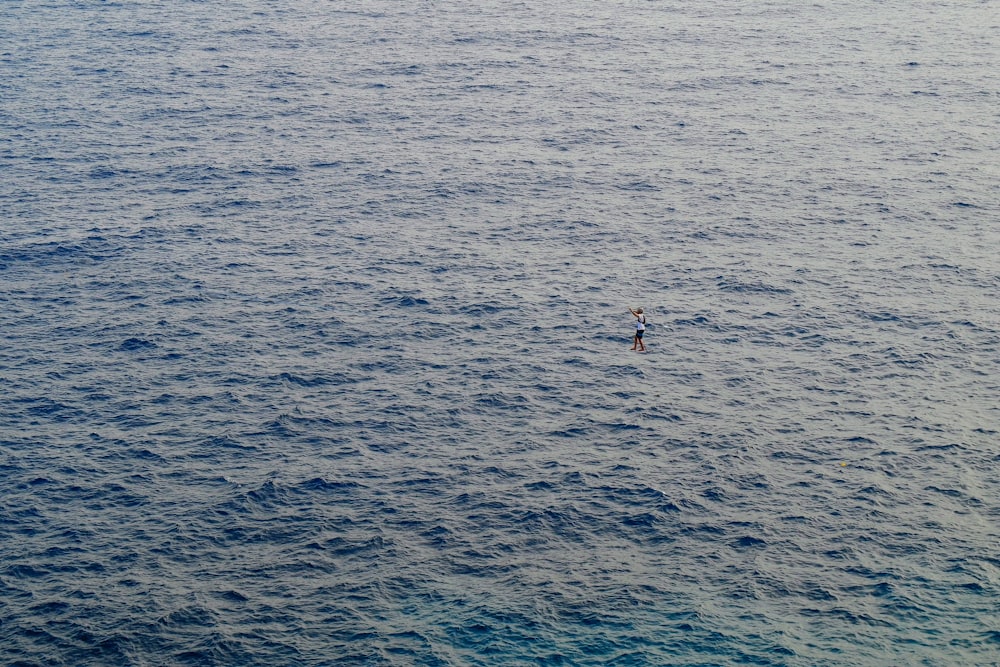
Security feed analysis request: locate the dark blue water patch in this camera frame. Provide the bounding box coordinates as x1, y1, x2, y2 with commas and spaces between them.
731, 535, 768, 550
857, 310, 938, 330
119, 337, 157, 351
392, 294, 431, 308
621, 511, 667, 531
547, 425, 592, 438
594, 484, 680, 513
17, 396, 82, 419
4, 563, 52, 579
187, 435, 260, 454
472, 391, 531, 410
0, 238, 120, 268
716, 278, 793, 294
671, 314, 735, 333
275, 371, 359, 387
316, 535, 389, 559
299, 477, 366, 495
615, 180, 660, 192
252, 413, 355, 440
87, 166, 127, 180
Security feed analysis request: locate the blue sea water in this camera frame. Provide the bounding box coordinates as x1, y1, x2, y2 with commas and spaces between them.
1, 0, 998, 664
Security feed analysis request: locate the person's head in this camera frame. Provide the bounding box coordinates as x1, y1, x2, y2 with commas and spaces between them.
636, 308, 643, 314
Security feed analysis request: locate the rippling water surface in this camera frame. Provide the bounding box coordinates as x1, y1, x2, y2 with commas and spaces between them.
2, 1, 998, 665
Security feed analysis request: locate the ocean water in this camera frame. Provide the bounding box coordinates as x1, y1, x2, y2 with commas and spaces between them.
1, 0, 998, 665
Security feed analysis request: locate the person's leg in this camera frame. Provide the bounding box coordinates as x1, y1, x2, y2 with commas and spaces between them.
631, 333, 638, 350
638, 331, 645, 351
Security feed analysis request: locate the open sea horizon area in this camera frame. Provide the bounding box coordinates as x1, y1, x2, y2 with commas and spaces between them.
1, 0, 998, 665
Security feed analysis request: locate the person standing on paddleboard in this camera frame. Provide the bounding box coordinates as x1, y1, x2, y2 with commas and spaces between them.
629, 307, 646, 352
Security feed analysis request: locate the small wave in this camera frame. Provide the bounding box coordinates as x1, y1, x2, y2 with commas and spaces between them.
716, 278, 792, 294
731, 535, 767, 549
119, 337, 157, 351
276, 371, 357, 387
